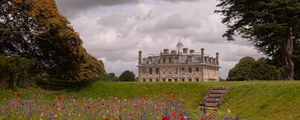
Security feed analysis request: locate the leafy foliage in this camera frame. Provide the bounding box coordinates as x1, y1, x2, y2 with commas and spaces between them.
216, 0, 300, 80
0, 0, 105, 87
227, 56, 282, 81
118, 70, 136, 82
0, 55, 35, 89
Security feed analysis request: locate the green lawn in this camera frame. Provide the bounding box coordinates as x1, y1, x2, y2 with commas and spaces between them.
1, 81, 300, 119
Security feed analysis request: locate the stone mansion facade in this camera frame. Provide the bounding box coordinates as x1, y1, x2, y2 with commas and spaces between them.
137, 41, 220, 82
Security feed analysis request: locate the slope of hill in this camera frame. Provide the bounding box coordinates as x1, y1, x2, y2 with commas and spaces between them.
74, 81, 300, 119
1, 81, 300, 119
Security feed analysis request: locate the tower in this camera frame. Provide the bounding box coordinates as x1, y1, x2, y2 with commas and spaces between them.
176, 40, 184, 54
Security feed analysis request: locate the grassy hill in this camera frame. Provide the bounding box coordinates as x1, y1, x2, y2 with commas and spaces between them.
1, 81, 300, 119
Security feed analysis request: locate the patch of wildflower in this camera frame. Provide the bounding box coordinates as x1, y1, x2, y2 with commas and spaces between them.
0, 93, 247, 120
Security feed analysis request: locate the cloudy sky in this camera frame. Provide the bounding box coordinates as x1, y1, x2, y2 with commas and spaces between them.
55, 0, 264, 78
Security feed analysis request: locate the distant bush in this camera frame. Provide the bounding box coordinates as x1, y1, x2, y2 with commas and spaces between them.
227, 56, 282, 81
118, 70, 135, 82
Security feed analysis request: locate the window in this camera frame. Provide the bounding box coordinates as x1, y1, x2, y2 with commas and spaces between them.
189, 67, 192, 73
156, 79, 159, 82
143, 79, 146, 82
156, 68, 160, 74
196, 67, 199, 72
196, 78, 199, 82
175, 79, 178, 82
149, 68, 152, 74
150, 79, 152, 82
189, 79, 192, 82
182, 67, 185, 71
163, 58, 166, 63
168, 79, 172, 82
169, 57, 172, 63
182, 79, 185, 82
163, 79, 166, 82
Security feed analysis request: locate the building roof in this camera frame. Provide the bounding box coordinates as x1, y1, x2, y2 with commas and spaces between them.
142, 55, 206, 64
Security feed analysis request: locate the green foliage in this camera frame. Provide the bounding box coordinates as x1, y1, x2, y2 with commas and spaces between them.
216, 0, 300, 80
227, 56, 281, 81
118, 70, 136, 82
0, 55, 35, 89
0, 0, 106, 87
227, 56, 256, 81
107, 73, 118, 81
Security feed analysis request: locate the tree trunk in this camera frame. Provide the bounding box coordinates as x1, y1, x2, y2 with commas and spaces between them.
282, 27, 294, 80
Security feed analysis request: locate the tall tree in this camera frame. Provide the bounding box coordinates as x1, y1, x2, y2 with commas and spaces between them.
0, 0, 105, 86
216, 0, 300, 80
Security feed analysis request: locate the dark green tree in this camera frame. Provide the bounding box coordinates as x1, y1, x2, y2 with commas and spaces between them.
118, 70, 135, 82
249, 58, 282, 80
227, 56, 282, 81
227, 56, 256, 81
216, 0, 300, 80
107, 73, 118, 81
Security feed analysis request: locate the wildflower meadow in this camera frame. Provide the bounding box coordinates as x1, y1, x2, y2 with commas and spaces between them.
0, 92, 249, 120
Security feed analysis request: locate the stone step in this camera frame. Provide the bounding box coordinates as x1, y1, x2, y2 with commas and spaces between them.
206, 107, 218, 110
211, 86, 229, 90
207, 94, 223, 98
210, 90, 227, 94
204, 98, 221, 103
199, 86, 230, 111
205, 103, 218, 107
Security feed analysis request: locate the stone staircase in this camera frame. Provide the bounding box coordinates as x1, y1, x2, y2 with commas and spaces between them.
200, 86, 230, 111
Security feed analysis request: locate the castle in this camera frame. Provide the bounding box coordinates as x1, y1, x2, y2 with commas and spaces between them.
137, 41, 220, 82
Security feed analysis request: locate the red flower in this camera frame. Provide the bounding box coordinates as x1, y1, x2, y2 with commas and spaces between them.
181, 117, 185, 120
104, 118, 109, 120
61, 107, 65, 112
86, 105, 90, 110
162, 116, 169, 120
172, 111, 176, 116
57, 96, 63, 102
15, 92, 20, 97
200, 117, 206, 120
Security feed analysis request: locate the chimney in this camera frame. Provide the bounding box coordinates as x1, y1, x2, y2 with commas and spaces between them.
216, 52, 219, 65
171, 50, 176, 54
138, 51, 142, 65
183, 48, 188, 54
190, 49, 195, 54
201, 48, 204, 63
163, 49, 169, 54
209, 57, 213, 64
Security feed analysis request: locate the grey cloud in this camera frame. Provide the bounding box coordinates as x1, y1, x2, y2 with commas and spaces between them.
61, 0, 264, 78
162, 0, 199, 2
55, 0, 139, 18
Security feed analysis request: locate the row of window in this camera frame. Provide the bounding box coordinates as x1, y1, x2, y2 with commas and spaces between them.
142, 78, 200, 82
143, 67, 201, 74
